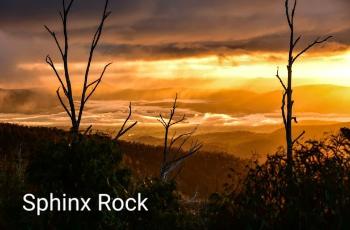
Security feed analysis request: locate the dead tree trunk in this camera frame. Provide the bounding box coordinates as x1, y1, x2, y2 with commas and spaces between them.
158, 94, 202, 181
277, 0, 332, 178
45, 0, 111, 136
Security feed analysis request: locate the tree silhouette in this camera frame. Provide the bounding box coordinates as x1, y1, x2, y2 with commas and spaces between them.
114, 102, 138, 141
45, 0, 111, 135
276, 0, 332, 179
158, 94, 202, 181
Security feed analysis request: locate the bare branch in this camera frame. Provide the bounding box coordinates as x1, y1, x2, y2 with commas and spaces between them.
84, 61, 111, 92
45, 0, 78, 134
83, 125, 93, 136
168, 140, 202, 167
281, 0, 331, 182
173, 128, 198, 156
276, 67, 287, 91
86, 78, 100, 89
281, 92, 287, 128
56, 87, 72, 118
170, 114, 186, 127
166, 94, 178, 126
169, 130, 194, 150
64, 0, 75, 14
158, 114, 167, 127
45, 0, 111, 135
78, 0, 111, 126
169, 131, 177, 146
293, 35, 301, 47
169, 127, 199, 163
116, 121, 137, 140
44, 26, 64, 57
293, 130, 306, 144
115, 102, 138, 140
159, 94, 202, 180
291, 0, 297, 24
293, 36, 333, 63
46, 56, 68, 95
285, 0, 292, 28
292, 116, 298, 123
59, 11, 64, 22
162, 140, 202, 181
172, 94, 178, 109
84, 63, 112, 104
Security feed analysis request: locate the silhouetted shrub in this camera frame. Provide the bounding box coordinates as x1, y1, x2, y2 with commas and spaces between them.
205, 129, 350, 229
23, 134, 132, 229
126, 178, 201, 230
10, 124, 350, 229
0, 153, 29, 229
0, 125, 206, 229
200, 193, 237, 230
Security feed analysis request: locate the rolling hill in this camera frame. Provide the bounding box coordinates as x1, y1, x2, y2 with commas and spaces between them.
125, 122, 350, 159
92, 84, 350, 116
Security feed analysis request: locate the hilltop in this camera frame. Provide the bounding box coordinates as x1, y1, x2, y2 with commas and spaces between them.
123, 122, 350, 159
0, 123, 245, 198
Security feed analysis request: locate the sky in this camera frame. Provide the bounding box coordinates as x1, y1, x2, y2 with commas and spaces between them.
0, 0, 348, 91
0, 0, 349, 135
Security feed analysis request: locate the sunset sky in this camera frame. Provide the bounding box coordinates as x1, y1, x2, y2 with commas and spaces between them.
0, 0, 349, 138
0, 0, 348, 90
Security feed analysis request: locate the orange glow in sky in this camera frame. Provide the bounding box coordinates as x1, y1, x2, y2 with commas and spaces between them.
18, 49, 350, 91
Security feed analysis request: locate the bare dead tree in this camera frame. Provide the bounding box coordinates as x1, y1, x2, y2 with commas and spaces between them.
114, 102, 138, 140
45, 0, 111, 135
277, 0, 332, 178
158, 94, 202, 181
80, 102, 137, 139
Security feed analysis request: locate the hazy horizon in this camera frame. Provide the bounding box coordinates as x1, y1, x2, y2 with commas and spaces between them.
0, 0, 349, 158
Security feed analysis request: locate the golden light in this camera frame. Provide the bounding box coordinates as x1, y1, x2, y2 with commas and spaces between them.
17, 49, 350, 90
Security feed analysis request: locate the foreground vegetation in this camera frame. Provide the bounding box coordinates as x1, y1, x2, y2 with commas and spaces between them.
1, 123, 350, 229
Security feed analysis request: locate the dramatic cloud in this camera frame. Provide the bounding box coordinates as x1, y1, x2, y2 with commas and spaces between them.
0, 0, 348, 87
1, 0, 348, 44
99, 31, 349, 60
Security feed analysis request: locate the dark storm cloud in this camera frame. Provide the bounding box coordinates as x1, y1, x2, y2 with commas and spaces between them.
99, 29, 348, 60
99, 43, 211, 60
0, 0, 155, 33
0, 0, 348, 85
0, 0, 348, 42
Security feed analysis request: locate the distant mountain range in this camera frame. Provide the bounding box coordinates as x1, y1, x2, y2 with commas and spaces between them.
1, 84, 350, 115
124, 122, 350, 159
1, 85, 350, 159
97, 84, 350, 115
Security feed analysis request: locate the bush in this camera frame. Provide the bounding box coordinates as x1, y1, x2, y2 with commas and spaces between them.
205, 130, 350, 229
24, 134, 132, 229
0, 153, 29, 229
0, 125, 202, 229
127, 178, 201, 230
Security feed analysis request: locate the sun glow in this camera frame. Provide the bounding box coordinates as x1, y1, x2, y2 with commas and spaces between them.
18, 50, 350, 90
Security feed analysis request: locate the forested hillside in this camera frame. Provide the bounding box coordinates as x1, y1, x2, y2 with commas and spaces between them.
0, 123, 245, 198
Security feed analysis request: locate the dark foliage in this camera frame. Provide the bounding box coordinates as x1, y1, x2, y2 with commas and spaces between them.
25, 135, 131, 229
0, 152, 28, 229
126, 178, 201, 229
0, 130, 132, 229
0, 123, 66, 159
204, 129, 350, 229
5, 123, 350, 229
121, 141, 246, 198
0, 124, 201, 229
